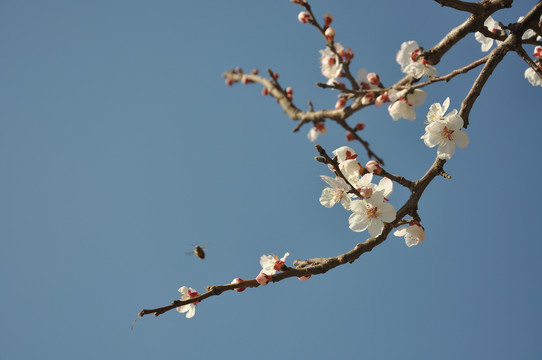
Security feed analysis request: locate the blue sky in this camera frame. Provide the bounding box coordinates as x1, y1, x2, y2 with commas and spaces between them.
1, 1, 541, 359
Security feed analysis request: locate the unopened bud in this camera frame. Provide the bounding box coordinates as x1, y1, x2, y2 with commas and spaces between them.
298, 274, 311, 281
375, 92, 390, 107
361, 93, 374, 105
272, 72, 279, 79
346, 131, 355, 141
251, 68, 259, 75
235, 66, 243, 73
324, 27, 335, 42
256, 272, 272, 285
335, 98, 346, 109
335, 81, 345, 89
231, 278, 246, 292
366, 160, 382, 174
343, 48, 354, 62
241, 75, 251, 84
225, 78, 233, 86
533, 46, 542, 58
291, 0, 306, 4
367, 73, 380, 85
355, 122, 365, 131
262, 87, 269, 96
315, 122, 327, 134
324, 13, 333, 27
298, 11, 310, 23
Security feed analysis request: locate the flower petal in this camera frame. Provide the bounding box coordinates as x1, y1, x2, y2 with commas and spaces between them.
368, 220, 384, 237
349, 212, 369, 232
453, 130, 469, 149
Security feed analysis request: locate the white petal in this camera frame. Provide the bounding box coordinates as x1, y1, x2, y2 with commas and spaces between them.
177, 304, 189, 314
307, 127, 319, 142
319, 188, 337, 208
341, 196, 352, 210
178, 286, 189, 296
379, 202, 397, 223
394, 228, 408, 237
368, 219, 384, 237
349, 213, 369, 232
437, 141, 456, 160
445, 114, 464, 130
377, 177, 393, 198
185, 304, 196, 318
357, 68, 368, 83
407, 90, 428, 108
442, 97, 450, 115
349, 199, 365, 213
453, 130, 469, 149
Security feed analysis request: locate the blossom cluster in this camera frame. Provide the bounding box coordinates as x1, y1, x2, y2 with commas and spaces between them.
474, 15, 542, 87
421, 97, 469, 160
319, 146, 396, 238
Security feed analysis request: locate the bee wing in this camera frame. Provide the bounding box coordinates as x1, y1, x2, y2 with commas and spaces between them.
202, 242, 209, 250
185, 251, 195, 256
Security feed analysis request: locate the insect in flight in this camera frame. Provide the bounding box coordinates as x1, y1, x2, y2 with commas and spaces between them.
186, 243, 208, 260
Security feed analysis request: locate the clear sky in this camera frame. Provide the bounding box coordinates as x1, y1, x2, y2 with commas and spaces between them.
1, 1, 541, 359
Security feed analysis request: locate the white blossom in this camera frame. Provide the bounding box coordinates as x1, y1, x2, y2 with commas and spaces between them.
396, 40, 437, 79
319, 47, 342, 85
260, 252, 290, 275
177, 286, 198, 318
332, 146, 357, 163
524, 66, 542, 87
307, 123, 326, 142
319, 175, 352, 210
394, 222, 425, 247
388, 89, 428, 121
421, 98, 469, 160
474, 16, 502, 52
348, 177, 396, 237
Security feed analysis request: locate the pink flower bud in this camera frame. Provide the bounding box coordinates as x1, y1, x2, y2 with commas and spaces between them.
256, 272, 272, 285
291, 0, 306, 4
262, 87, 269, 96
335, 98, 346, 109
298, 11, 310, 23
272, 72, 279, 79
355, 122, 365, 131
324, 13, 333, 27
324, 27, 335, 42
235, 66, 243, 73
251, 68, 259, 75
366, 160, 382, 174
367, 73, 380, 85
343, 48, 354, 62
298, 274, 311, 281
241, 75, 251, 84
359, 186, 373, 199
533, 46, 542, 58
375, 92, 390, 107
315, 122, 327, 133
225, 78, 233, 86
359, 81, 370, 90
231, 278, 246, 292
361, 93, 374, 105
346, 131, 355, 141
286, 86, 293, 94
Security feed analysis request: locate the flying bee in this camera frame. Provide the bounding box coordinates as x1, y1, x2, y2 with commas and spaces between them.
186, 243, 208, 260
